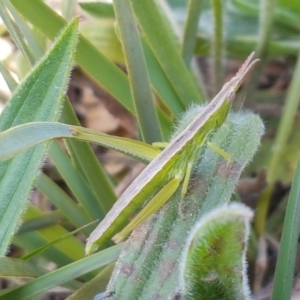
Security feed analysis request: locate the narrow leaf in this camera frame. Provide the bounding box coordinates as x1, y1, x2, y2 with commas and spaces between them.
10, 0, 172, 134
211, 0, 225, 93
0, 1, 35, 65
36, 173, 91, 235
15, 205, 85, 263
21, 221, 97, 261
0, 61, 18, 92
0, 244, 122, 300
0, 257, 83, 292
0, 257, 46, 278
67, 264, 115, 300
61, 99, 117, 215
3, 0, 44, 60
271, 150, 300, 300
48, 142, 105, 221
114, 0, 162, 143
181, 0, 204, 67
79, 1, 115, 18
131, 0, 205, 105
11, 0, 134, 113
0, 19, 78, 254
81, 2, 185, 116
0, 122, 161, 163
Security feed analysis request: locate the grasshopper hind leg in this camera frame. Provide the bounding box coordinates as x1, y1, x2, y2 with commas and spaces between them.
112, 177, 181, 243
207, 141, 232, 164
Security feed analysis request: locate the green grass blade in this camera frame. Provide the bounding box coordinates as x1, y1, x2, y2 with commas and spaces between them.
49, 142, 105, 221
3, 0, 44, 60
79, 2, 115, 18
113, 0, 162, 143
13, 232, 81, 269
271, 151, 300, 300
3, 0, 117, 214
255, 49, 300, 235
211, 0, 224, 93
36, 173, 91, 235
0, 0, 35, 65
243, 0, 277, 96
0, 122, 161, 163
21, 221, 96, 261
0, 60, 18, 91
0, 19, 78, 255
181, 0, 204, 67
67, 264, 115, 300
131, 0, 205, 105
15, 205, 85, 262
142, 38, 185, 116
81, 2, 184, 117
180, 0, 207, 99
0, 244, 122, 300
10, 0, 172, 134
61, 101, 117, 214
0, 257, 82, 291
0, 257, 47, 278
64, 140, 117, 214
11, 0, 134, 113
61, 0, 76, 21
17, 210, 66, 234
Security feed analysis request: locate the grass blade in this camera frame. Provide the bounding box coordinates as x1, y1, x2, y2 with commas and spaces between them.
0, 122, 161, 163
49, 142, 105, 221
211, 0, 224, 93
15, 205, 85, 263
10, 0, 172, 135
61, 82, 117, 215
80, 2, 115, 18
142, 38, 185, 116
114, 0, 162, 143
131, 0, 205, 105
255, 49, 300, 235
36, 173, 91, 236
0, 0, 35, 65
0, 244, 122, 300
181, 0, 204, 67
66, 264, 115, 300
271, 151, 300, 300
21, 221, 96, 261
0, 61, 18, 91
11, 0, 134, 113
243, 0, 277, 96
3, 0, 44, 60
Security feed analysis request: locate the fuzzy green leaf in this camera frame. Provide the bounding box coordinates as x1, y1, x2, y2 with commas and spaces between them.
104, 111, 264, 299
180, 203, 253, 300
0, 19, 78, 254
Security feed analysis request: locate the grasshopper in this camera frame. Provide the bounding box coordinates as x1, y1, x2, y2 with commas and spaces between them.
86, 52, 258, 255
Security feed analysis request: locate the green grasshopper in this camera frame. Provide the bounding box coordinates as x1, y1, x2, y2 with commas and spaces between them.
86, 52, 258, 255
